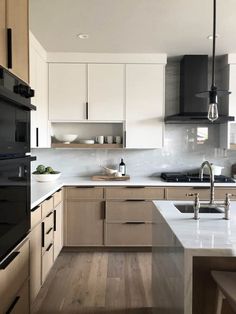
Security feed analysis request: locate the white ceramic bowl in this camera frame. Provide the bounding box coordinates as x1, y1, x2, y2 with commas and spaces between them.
55, 134, 77, 143
33, 173, 61, 182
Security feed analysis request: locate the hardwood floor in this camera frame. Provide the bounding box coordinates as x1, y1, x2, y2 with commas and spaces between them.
32, 252, 152, 314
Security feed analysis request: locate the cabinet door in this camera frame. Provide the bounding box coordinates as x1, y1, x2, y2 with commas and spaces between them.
88, 64, 124, 120
49, 63, 87, 121
42, 243, 54, 284
65, 201, 104, 246
0, 0, 6, 68
54, 202, 63, 260
30, 36, 49, 148
6, 0, 29, 83
6, 280, 30, 314
125, 64, 165, 148
29, 224, 42, 304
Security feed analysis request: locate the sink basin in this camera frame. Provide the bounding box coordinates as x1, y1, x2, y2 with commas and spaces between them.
175, 204, 224, 214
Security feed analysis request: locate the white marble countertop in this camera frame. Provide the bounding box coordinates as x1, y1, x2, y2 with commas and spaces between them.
31, 175, 236, 209
154, 200, 236, 254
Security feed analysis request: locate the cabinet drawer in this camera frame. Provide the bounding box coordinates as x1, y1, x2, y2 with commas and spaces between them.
215, 188, 236, 200
31, 205, 42, 229
105, 187, 165, 200
42, 226, 54, 254
54, 189, 63, 207
166, 187, 210, 200
0, 240, 29, 313
42, 243, 54, 283
106, 200, 153, 222
7, 280, 30, 314
43, 211, 54, 232
42, 196, 54, 218
66, 187, 104, 200
105, 223, 151, 246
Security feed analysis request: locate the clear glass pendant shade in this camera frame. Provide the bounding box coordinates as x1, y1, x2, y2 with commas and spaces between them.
207, 103, 219, 122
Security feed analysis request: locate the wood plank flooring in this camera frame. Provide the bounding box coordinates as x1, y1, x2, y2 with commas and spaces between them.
32, 252, 152, 314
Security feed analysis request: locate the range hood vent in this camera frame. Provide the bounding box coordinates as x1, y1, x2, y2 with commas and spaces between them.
165, 55, 234, 124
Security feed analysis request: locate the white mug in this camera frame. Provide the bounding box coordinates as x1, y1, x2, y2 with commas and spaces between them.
114, 136, 121, 144
96, 136, 104, 144
106, 136, 113, 144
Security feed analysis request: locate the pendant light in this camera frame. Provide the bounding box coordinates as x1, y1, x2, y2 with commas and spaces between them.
196, 0, 231, 122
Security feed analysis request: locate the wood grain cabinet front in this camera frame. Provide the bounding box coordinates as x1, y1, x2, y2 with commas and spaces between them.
41, 196, 54, 218
8, 279, 30, 314
105, 187, 165, 200
0, 240, 29, 313
65, 201, 104, 246
66, 187, 104, 200
42, 243, 54, 284
53, 202, 63, 260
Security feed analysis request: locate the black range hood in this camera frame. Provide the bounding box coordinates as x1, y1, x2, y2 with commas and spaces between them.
165, 55, 234, 124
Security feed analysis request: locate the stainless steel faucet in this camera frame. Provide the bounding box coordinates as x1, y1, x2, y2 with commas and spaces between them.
199, 161, 215, 205
186, 161, 233, 220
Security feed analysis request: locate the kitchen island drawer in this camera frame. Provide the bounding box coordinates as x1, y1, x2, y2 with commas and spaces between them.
42, 196, 54, 218
0, 240, 29, 313
106, 200, 153, 222
105, 223, 152, 246
53, 189, 63, 207
105, 187, 164, 200
42, 243, 54, 283
31, 205, 42, 229
6, 279, 30, 314
66, 187, 104, 200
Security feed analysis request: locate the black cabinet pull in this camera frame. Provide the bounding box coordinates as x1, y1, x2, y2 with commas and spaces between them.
31, 205, 40, 212
193, 186, 209, 190
86, 102, 88, 119
7, 28, 12, 69
126, 186, 145, 189
6, 296, 20, 314
124, 222, 146, 225
36, 128, 39, 147
46, 227, 53, 235
46, 243, 53, 252
75, 186, 95, 189
0, 251, 20, 270
41, 222, 45, 247
54, 210, 56, 231
46, 211, 53, 218
46, 196, 53, 201
125, 199, 146, 202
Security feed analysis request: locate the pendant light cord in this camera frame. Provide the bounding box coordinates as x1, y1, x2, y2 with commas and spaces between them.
211, 0, 216, 88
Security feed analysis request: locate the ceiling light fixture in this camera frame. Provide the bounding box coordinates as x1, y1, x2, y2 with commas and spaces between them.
76, 33, 89, 39
197, 0, 231, 122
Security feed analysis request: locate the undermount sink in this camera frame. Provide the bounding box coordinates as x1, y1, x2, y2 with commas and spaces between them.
175, 204, 224, 214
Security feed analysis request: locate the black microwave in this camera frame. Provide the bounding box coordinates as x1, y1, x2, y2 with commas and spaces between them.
0, 66, 35, 157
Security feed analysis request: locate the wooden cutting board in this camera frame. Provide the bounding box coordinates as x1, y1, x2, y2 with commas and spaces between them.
92, 175, 130, 181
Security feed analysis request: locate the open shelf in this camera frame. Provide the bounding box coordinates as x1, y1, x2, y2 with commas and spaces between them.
51, 143, 123, 149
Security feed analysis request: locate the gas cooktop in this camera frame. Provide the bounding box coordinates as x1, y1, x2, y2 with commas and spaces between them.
161, 172, 235, 183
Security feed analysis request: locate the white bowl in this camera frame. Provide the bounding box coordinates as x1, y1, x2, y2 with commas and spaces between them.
102, 167, 118, 176
55, 134, 77, 144
79, 139, 95, 144
33, 173, 61, 182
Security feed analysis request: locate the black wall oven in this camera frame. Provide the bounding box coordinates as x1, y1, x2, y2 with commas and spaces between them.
0, 66, 35, 262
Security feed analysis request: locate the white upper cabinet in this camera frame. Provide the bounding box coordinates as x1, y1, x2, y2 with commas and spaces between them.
125, 64, 165, 149
88, 64, 124, 121
30, 33, 50, 148
49, 63, 87, 121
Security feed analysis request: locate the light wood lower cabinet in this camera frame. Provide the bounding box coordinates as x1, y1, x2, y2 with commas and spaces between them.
54, 202, 63, 260
29, 223, 41, 304
105, 187, 165, 200
0, 240, 29, 314
65, 201, 104, 246
42, 243, 54, 284
9, 279, 30, 314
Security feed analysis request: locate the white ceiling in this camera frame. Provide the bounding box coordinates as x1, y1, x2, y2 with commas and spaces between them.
30, 0, 236, 57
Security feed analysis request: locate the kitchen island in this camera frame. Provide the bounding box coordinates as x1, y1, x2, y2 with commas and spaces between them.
152, 200, 236, 314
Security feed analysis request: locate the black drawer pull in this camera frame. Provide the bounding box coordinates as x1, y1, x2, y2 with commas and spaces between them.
0, 251, 20, 270
124, 222, 146, 225
54, 210, 56, 231
57, 189, 62, 192
42, 222, 45, 247
126, 186, 145, 189
75, 186, 95, 189
36, 127, 39, 147
86, 102, 88, 119
6, 296, 20, 314
46, 227, 53, 235
46, 211, 53, 218
125, 199, 146, 202
46, 243, 53, 252
46, 196, 53, 201
31, 205, 40, 212
7, 28, 12, 69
